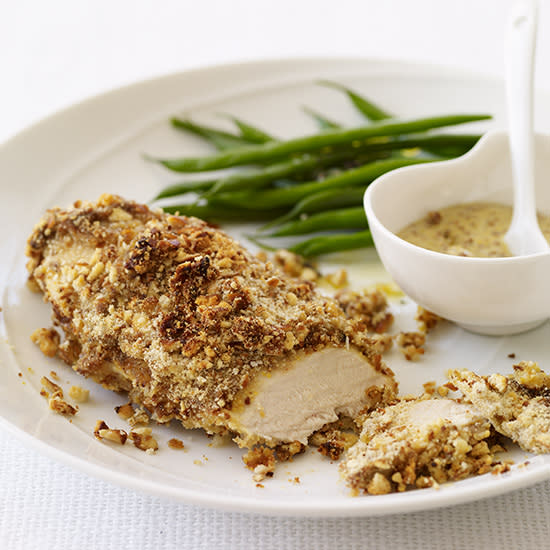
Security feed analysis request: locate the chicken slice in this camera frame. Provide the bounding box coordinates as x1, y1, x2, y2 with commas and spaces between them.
26, 194, 396, 448
340, 398, 496, 495
449, 362, 550, 453
231, 347, 393, 445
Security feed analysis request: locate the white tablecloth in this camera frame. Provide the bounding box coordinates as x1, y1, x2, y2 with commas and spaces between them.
2, 1, 550, 548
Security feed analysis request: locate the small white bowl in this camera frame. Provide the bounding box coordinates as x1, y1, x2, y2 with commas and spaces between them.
364, 130, 550, 336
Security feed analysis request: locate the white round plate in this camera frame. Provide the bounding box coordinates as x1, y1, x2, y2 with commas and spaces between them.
1, 57, 550, 517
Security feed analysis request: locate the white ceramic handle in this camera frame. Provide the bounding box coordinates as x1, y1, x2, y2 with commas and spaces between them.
505, 0, 547, 254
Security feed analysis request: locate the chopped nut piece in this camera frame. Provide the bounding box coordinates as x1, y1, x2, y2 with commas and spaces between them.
168, 438, 185, 450
97, 426, 128, 445
491, 463, 511, 475
422, 381, 436, 395
255, 251, 268, 262
274, 441, 305, 462
26, 278, 41, 293
243, 446, 276, 481
335, 289, 394, 334
115, 403, 134, 420
41, 376, 63, 398
49, 396, 78, 416
367, 472, 392, 495
94, 420, 108, 438
252, 464, 273, 482
69, 385, 89, 403
273, 249, 319, 280
129, 427, 158, 452
49, 370, 60, 381
324, 268, 348, 288
396, 331, 425, 361
311, 425, 358, 461
115, 403, 149, 426
31, 327, 60, 357
369, 333, 394, 355
415, 307, 443, 333
300, 267, 319, 282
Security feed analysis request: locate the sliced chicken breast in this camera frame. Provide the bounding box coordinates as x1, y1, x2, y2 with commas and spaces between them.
26, 194, 396, 447
341, 398, 496, 494
449, 362, 550, 454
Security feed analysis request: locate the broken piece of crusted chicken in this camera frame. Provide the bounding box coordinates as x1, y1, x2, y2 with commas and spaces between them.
449, 362, 550, 454
26, 194, 396, 448
340, 398, 497, 495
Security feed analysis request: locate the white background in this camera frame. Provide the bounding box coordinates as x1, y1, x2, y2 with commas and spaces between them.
2, 1, 550, 548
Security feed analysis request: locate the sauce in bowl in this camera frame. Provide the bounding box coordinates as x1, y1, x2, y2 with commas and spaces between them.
398, 202, 550, 257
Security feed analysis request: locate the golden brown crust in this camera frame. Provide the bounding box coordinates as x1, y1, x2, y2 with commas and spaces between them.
341, 398, 499, 494
27, 194, 391, 444
449, 362, 550, 454
242, 446, 276, 482
334, 289, 394, 334
396, 331, 425, 361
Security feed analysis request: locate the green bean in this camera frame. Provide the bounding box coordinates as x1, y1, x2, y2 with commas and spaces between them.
318, 81, 391, 121
221, 115, 274, 143
262, 207, 367, 237
204, 155, 321, 196
259, 186, 367, 231
208, 157, 435, 210
171, 118, 254, 150
153, 179, 217, 199
205, 148, 385, 196
288, 230, 374, 257
302, 106, 342, 129
320, 84, 481, 158
152, 114, 490, 172
161, 202, 285, 221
